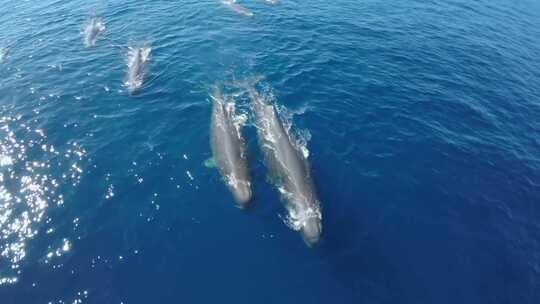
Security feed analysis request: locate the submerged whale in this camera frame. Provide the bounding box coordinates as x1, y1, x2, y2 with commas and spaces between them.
210, 87, 253, 208
248, 87, 322, 246
0, 47, 7, 63
220, 0, 254, 17
125, 46, 151, 94
83, 17, 105, 48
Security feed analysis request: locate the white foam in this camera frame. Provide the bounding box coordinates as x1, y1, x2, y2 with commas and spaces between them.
282, 203, 322, 232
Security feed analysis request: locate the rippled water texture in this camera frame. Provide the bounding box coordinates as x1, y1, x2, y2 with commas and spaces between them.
1, 0, 540, 303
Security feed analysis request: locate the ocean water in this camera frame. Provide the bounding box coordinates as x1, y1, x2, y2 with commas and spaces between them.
1, 0, 540, 303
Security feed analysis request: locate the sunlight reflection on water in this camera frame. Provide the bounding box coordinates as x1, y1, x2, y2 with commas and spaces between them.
0, 114, 85, 285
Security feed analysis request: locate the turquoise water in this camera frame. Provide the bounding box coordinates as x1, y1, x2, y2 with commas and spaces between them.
1, 0, 540, 303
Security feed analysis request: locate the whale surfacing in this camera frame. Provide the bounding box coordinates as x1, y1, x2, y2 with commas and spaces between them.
248, 85, 322, 246
220, 0, 254, 17
83, 17, 105, 48
210, 87, 253, 208
125, 46, 151, 94
0, 47, 7, 63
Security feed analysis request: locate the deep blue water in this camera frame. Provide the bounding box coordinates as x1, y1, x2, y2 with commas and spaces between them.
1, 0, 540, 303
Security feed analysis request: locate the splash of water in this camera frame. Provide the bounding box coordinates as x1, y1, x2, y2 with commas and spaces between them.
125, 46, 151, 94
83, 17, 105, 48
280, 193, 322, 232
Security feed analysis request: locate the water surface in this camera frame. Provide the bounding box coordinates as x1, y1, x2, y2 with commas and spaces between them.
1, 0, 540, 303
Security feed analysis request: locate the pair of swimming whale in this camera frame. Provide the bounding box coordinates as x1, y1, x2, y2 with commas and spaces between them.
210, 85, 322, 247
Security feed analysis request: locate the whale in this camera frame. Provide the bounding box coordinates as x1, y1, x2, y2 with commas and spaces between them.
125, 46, 151, 94
248, 86, 322, 246
264, 0, 280, 5
0, 47, 7, 63
210, 87, 253, 208
83, 17, 105, 48
220, 0, 254, 17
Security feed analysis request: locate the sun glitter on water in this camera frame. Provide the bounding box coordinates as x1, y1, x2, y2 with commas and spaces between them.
0, 114, 85, 285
